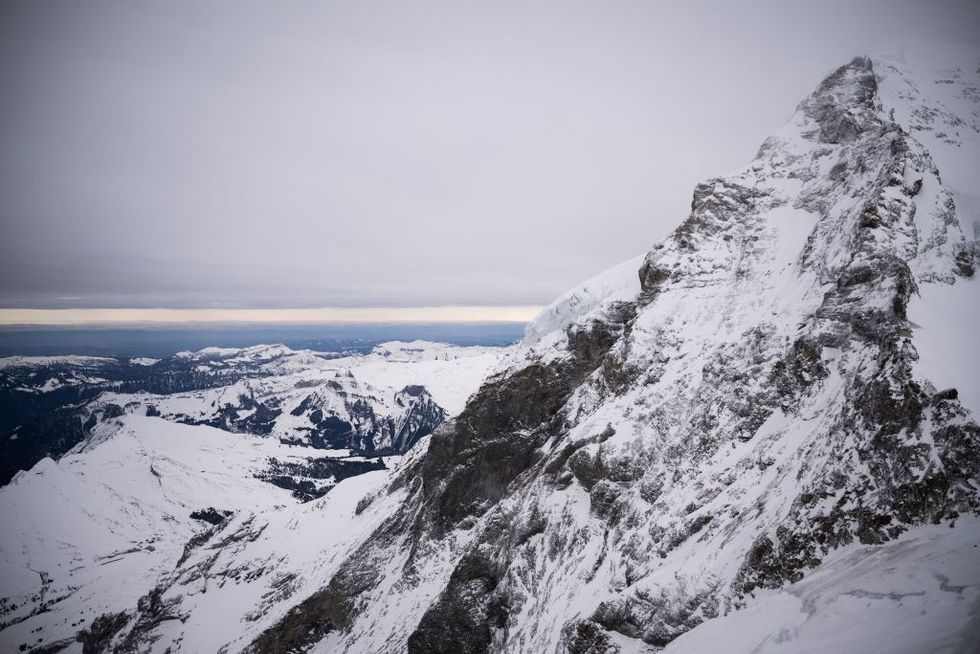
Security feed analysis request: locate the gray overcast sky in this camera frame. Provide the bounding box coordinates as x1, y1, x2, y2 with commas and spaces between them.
2, 0, 979, 310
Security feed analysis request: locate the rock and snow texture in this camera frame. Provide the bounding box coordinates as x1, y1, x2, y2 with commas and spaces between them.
202, 48, 976, 653
0, 356, 118, 372
89, 341, 502, 453
0, 341, 505, 652
0, 415, 298, 650
1, 340, 503, 486
0, 414, 403, 653
660, 517, 980, 654
523, 254, 645, 344
4, 47, 980, 653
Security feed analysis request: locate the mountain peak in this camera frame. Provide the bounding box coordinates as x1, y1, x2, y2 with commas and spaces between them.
6, 50, 978, 653
262, 51, 976, 652
804, 55, 879, 144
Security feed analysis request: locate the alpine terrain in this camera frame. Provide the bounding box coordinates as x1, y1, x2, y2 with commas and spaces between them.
3, 44, 980, 652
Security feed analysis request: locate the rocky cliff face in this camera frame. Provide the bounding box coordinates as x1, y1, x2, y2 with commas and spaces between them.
91, 49, 980, 652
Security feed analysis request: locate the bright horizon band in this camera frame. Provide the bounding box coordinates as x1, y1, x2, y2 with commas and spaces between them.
0, 305, 543, 326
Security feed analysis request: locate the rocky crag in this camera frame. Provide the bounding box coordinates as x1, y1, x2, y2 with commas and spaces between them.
37, 47, 980, 653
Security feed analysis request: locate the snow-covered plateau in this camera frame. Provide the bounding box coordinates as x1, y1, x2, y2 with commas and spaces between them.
3, 42, 980, 653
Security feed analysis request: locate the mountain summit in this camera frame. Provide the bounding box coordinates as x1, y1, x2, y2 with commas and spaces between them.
135, 50, 980, 653
5, 47, 980, 653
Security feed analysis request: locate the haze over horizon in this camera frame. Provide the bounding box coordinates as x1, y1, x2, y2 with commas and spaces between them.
0, 305, 542, 326
2, 0, 979, 324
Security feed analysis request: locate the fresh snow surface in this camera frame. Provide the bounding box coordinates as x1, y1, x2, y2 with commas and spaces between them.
334, 340, 504, 415
523, 254, 644, 343
0, 415, 329, 651
663, 517, 980, 654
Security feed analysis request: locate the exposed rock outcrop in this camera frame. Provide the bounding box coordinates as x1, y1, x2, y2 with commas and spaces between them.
102, 50, 980, 653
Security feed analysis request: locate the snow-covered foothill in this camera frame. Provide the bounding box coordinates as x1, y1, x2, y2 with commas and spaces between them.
0, 415, 378, 653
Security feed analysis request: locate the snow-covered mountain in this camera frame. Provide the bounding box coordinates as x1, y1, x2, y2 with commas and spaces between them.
4, 44, 980, 653
1, 415, 338, 652
0, 341, 503, 485
113, 341, 501, 454
0, 341, 505, 652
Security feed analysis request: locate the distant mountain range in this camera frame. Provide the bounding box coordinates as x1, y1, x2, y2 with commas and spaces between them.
0, 323, 526, 358
0, 341, 503, 487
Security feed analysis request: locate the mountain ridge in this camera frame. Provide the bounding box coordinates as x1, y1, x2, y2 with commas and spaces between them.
3, 47, 979, 653
235, 50, 979, 653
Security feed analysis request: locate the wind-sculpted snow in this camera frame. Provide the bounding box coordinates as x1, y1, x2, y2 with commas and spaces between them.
524, 255, 644, 344
660, 517, 980, 654
8, 49, 980, 653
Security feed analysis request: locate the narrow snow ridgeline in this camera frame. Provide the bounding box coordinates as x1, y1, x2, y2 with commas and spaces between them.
4, 45, 980, 653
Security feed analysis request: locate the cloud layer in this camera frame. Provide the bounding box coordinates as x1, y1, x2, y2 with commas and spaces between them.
2, 1, 978, 310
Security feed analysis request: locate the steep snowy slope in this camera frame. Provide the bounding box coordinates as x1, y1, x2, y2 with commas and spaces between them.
17, 47, 980, 653
216, 48, 976, 653
523, 255, 645, 344
661, 517, 980, 654
0, 415, 362, 652
876, 42, 980, 419
0, 341, 507, 652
